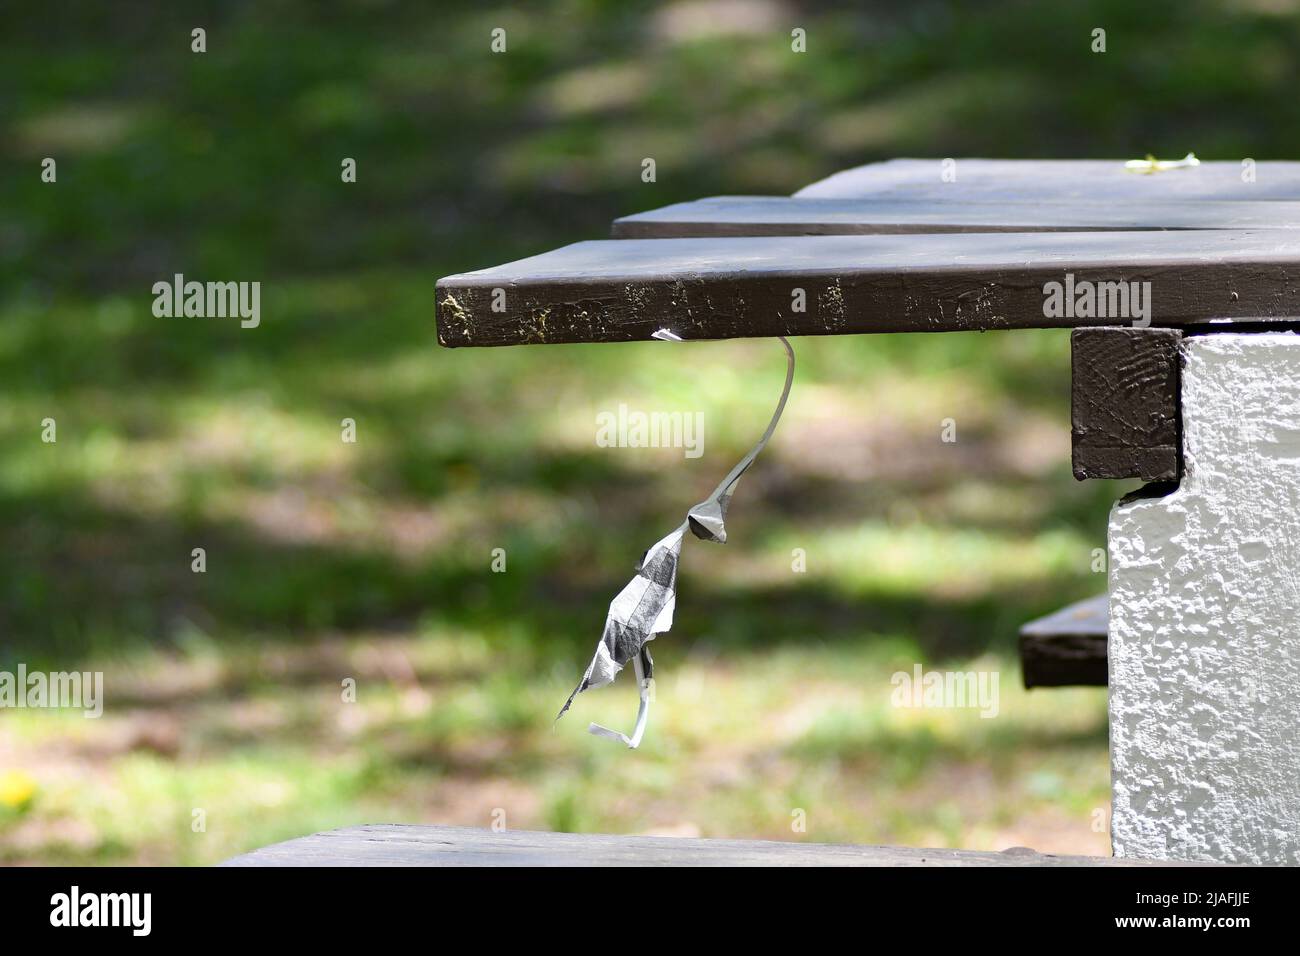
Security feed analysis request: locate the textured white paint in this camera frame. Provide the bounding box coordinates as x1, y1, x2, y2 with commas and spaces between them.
1109, 332, 1300, 864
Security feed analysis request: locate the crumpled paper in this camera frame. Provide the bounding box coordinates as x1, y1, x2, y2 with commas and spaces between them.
556, 334, 796, 747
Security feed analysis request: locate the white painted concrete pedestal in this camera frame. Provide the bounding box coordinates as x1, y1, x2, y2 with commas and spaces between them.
1109, 332, 1300, 864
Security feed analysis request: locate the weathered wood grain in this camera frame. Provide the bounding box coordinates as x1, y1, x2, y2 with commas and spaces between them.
436, 230, 1300, 347
1019, 594, 1109, 689
222, 823, 1175, 866
613, 196, 1300, 238
796, 158, 1300, 201
1072, 327, 1182, 481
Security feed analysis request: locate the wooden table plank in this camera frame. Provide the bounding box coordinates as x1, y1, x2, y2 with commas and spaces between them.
796, 158, 1300, 201
222, 824, 1171, 866
1020, 593, 1109, 688
613, 196, 1300, 238
437, 230, 1300, 347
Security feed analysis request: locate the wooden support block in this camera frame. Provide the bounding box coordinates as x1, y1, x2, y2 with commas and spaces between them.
437, 231, 1300, 347
613, 196, 1300, 239
1071, 327, 1182, 481
1018, 593, 1108, 688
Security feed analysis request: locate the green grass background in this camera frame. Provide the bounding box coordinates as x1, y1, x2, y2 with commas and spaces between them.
3, 0, 1295, 863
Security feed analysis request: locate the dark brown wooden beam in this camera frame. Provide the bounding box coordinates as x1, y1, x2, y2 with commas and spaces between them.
1071, 327, 1182, 481
1019, 594, 1108, 689
436, 230, 1300, 347
612, 196, 1300, 239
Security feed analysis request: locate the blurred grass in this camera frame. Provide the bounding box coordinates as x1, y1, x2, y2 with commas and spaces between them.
4, 0, 1294, 863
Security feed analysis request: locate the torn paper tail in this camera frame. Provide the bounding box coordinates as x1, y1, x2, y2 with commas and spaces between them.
587, 651, 652, 748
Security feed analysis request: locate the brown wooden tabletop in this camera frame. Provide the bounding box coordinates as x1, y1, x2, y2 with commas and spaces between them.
436, 159, 1300, 348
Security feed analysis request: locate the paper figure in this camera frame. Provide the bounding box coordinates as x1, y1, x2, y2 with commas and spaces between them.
557, 334, 795, 747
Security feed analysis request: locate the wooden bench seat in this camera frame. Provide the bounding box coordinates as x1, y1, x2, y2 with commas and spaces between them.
1019, 593, 1109, 688
223, 824, 1175, 866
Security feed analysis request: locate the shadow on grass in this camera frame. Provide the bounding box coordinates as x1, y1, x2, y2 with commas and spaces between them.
1, 473, 1097, 670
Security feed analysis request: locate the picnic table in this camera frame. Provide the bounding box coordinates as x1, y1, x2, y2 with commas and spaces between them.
253, 158, 1300, 865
